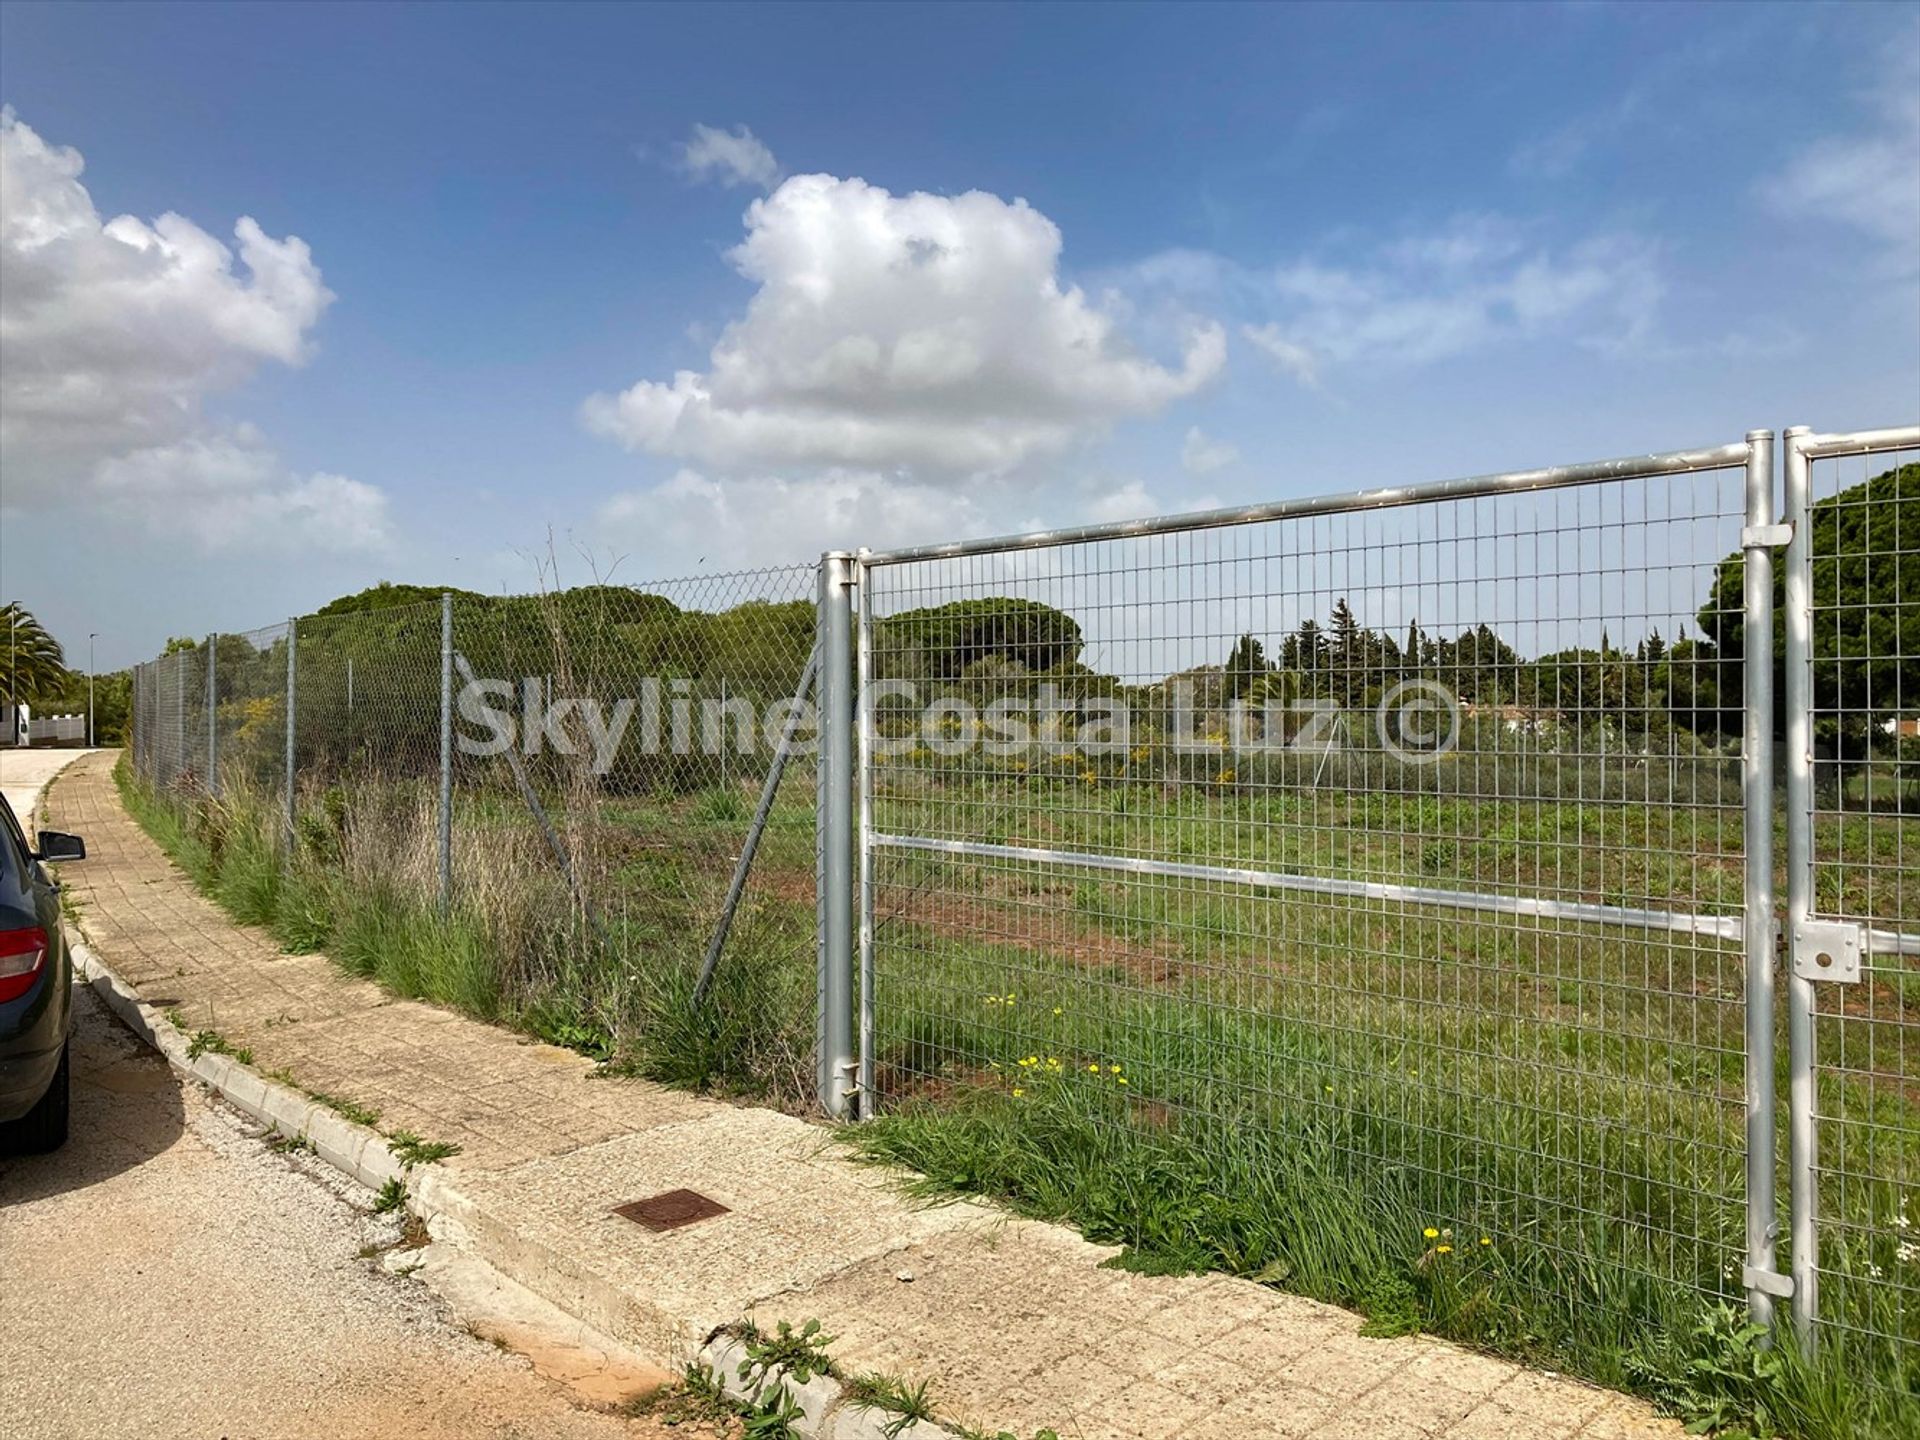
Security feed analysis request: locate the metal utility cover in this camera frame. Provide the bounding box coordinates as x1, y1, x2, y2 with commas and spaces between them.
611, 1189, 730, 1231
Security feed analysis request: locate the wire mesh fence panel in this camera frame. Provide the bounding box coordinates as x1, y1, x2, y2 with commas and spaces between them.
210, 621, 293, 802
1801, 440, 1920, 1393
860, 458, 1760, 1338
144, 646, 201, 792
439, 567, 821, 1084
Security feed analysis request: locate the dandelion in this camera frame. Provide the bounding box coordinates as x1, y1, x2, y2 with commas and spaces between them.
1109, 1065, 1122, 1074
1012, 1087, 1025, 1098
1052, 1007, 1063, 1017
1088, 1064, 1101, 1074
1479, 1237, 1492, 1248
1423, 1227, 1439, 1240
1436, 1245, 1453, 1255
1116, 1077, 1128, 1086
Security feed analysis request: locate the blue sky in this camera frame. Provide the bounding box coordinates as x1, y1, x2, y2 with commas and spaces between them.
1, 1, 1915, 668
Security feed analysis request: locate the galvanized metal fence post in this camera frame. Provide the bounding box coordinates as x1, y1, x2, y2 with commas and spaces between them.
284, 617, 297, 853
1738, 429, 1784, 1331
1781, 424, 1818, 1349
439, 593, 453, 914
818, 552, 858, 1119
174, 648, 186, 785
206, 634, 218, 798
855, 551, 875, 1116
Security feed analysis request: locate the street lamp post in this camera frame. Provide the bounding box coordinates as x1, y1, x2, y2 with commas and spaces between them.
88, 633, 98, 748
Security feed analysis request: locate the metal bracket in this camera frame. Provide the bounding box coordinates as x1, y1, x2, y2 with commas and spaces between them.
1743, 1265, 1796, 1300
1741, 522, 1794, 549
1793, 919, 1863, 983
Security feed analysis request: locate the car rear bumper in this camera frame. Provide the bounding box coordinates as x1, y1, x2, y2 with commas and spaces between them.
0, 1036, 62, 1122
0, 970, 67, 1122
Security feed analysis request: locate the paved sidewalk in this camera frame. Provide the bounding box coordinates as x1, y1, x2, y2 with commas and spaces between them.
47, 751, 1679, 1440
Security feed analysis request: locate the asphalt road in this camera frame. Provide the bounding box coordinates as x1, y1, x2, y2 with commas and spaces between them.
0, 742, 714, 1440
0, 979, 710, 1440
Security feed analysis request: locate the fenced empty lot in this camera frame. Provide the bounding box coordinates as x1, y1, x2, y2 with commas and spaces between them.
128, 426, 1918, 1435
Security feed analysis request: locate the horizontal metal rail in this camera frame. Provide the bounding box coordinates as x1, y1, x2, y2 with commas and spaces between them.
861, 440, 1753, 566
872, 832, 1750, 943
1788, 425, 1920, 461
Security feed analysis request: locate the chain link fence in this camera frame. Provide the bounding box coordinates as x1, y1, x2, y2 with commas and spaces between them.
121, 426, 1917, 1412
128, 568, 818, 1092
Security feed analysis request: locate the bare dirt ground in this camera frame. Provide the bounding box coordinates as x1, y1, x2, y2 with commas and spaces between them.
0, 979, 723, 1440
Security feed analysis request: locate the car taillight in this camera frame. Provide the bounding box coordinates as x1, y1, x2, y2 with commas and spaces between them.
0, 927, 49, 1004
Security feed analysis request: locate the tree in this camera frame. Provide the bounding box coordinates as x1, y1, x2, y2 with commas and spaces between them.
1224, 633, 1273, 700
3, 602, 69, 702
1280, 618, 1330, 688
879, 598, 1083, 681
1698, 461, 1920, 753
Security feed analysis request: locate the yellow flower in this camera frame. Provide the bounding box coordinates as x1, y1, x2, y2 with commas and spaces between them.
1436, 1244, 1452, 1255
1116, 1077, 1128, 1086
1052, 1007, 1063, 1016
1012, 1087, 1025, 1097
1423, 1227, 1439, 1240
1088, 1064, 1101, 1074
1479, 1237, 1492, 1247
1109, 1065, 1122, 1074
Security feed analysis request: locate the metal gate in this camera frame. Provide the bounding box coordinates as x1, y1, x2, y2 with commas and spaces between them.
1782, 425, 1920, 1385
824, 433, 1804, 1341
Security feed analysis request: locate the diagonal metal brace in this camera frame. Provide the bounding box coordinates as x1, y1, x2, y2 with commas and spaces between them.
692, 643, 821, 1007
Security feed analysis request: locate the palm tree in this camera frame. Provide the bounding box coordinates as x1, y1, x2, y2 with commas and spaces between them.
3, 602, 70, 705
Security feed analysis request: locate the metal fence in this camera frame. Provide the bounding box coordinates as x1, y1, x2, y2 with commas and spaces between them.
127, 424, 1917, 1389
1784, 427, 1920, 1392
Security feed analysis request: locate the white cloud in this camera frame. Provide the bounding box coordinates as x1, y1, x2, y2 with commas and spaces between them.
0, 109, 386, 550
1509, 90, 1645, 181
1131, 217, 1662, 389
1084, 479, 1160, 524
1180, 426, 1238, 476
597, 467, 993, 568
91, 428, 392, 552
1240, 324, 1320, 387
1761, 38, 1920, 280
679, 123, 782, 192
583, 173, 1225, 479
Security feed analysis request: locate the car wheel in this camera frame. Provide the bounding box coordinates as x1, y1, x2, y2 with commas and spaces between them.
2, 1043, 69, 1153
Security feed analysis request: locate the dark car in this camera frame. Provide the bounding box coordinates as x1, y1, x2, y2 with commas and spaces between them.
0, 793, 85, 1153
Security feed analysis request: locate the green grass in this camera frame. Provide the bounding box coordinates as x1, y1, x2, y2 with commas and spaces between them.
386, 1130, 462, 1167
843, 1372, 937, 1436
112, 754, 1920, 1436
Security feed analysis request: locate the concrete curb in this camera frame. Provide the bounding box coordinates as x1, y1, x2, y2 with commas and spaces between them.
71, 937, 412, 1197
67, 935, 964, 1440
694, 1332, 948, 1440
